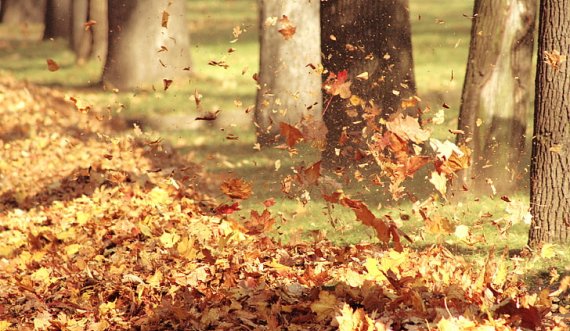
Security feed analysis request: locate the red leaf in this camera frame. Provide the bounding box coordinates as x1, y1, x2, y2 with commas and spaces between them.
215, 202, 241, 215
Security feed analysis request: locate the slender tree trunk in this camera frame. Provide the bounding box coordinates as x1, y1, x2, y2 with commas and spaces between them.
255, 0, 322, 146
89, 0, 108, 62
102, 0, 191, 90
454, 0, 537, 196
43, 0, 71, 40
70, 0, 91, 62
320, 0, 416, 169
528, 0, 570, 246
0, 0, 45, 25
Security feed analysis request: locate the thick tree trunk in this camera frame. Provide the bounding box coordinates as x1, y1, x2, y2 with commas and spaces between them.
528, 0, 570, 246
103, 0, 191, 91
0, 0, 46, 25
43, 0, 71, 40
255, 0, 322, 146
321, 0, 416, 169
455, 0, 537, 196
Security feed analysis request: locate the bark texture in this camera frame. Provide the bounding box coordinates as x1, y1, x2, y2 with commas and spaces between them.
103, 0, 190, 90
455, 0, 537, 195
0, 0, 45, 25
528, 0, 570, 246
255, 0, 322, 146
321, 0, 416, 169
43, 0, 71, 40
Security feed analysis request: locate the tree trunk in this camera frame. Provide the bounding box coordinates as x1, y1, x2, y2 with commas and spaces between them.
0, 0, 46, 25
89, 0, 108, 62
528, 0, 570, 246
255, 0, 322, 146
70, 0, 91, 62
102, 0, 191, 91
454, 0, 537, 196
43, 0, 71, 40
320, 0, 416, 169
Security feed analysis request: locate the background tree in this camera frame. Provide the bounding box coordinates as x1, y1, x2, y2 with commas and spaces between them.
70, 0, 108, 64
102, 0, 190, 91
255, 0, 322, 146
454, 0, 537, 195
43, 0, 71, 41
0, 0, 46, 25
320, 0, 416, 169
528, 0, 569, 245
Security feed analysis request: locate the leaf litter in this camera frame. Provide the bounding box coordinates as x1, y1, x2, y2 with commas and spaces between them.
0, 77, 568, 330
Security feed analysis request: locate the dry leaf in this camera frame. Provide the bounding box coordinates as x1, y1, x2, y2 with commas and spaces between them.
277, 15, 296, 40
221, 177, 253, 200
46, 58, 59, 72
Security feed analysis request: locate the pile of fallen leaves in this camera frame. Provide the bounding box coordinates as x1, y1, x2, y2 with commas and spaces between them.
0, 78, 568, 330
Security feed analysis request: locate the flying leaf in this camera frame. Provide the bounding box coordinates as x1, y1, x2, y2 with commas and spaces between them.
84, 19, 97, 30
386, 114, 430, 144
277, 15, 296, 40
163, 79, 173, 91
221, 177, 253, 199
161, 11, 169, 28
244, 209, 275, 235
46, 58, 59, 72
279, 122, 304, 147
430, 171, 447, 196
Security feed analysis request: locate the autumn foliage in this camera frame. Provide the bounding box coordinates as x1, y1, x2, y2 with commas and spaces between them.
0, 77, 568, 330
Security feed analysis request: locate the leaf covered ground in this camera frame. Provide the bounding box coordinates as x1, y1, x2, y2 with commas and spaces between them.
0, 78, 569, 330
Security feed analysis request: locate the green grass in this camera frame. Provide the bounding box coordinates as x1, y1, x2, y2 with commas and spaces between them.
0, 0, 568, 281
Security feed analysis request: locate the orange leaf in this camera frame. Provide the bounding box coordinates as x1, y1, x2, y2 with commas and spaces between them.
161, 11, 169, 28
279, 122, 304, 148
277, 15, 296, 40
220, 178, 252, 200
83, 19, 97, 30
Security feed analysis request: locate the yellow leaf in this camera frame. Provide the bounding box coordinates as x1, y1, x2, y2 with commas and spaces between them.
0, 321, 12, 331
310, 291, 338, 321
76, 211, 90, 225
454, 225, 470, 240
65, 244, 81, 257
266, 259, 291, 273
430, 171, 447, 196
540, 243, 556, 259
33, 311, 52, 330
159, 232, 180, 248
98, 301, 116, 315
148, 187, 172, 206
31, 267, 52, 285
148, 270, 163, 288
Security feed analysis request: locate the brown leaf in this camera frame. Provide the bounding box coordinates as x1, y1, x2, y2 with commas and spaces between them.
221, 177, 253, 200
279, 122, 304, 148
296, 161, 321, 186
161, 11, 170, 28
163, 79, 173, 91
244, 209, 275, 235
386, 114, 430, 144
46, 59, 59, 72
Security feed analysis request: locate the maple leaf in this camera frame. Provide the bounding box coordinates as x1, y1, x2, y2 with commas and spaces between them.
279, 122, 304, 147
221, 177, 252, 199
244, 209, 275, 235
277, 15, 296, 40
295, 161, 321, 186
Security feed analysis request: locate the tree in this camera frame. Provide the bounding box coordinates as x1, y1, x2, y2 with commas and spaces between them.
43, 0, 71, 40
70, 0, 108, 64
320, 0, 416, 169
102, 0, 190, 91
454, 0, 537, 195
0, 0, 45, 25
255, 0, 322, 146
528, 0, 570, 246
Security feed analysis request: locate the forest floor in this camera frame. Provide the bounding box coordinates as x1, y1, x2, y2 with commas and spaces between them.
0, 0, 569, 329
0, 76, 569, 330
